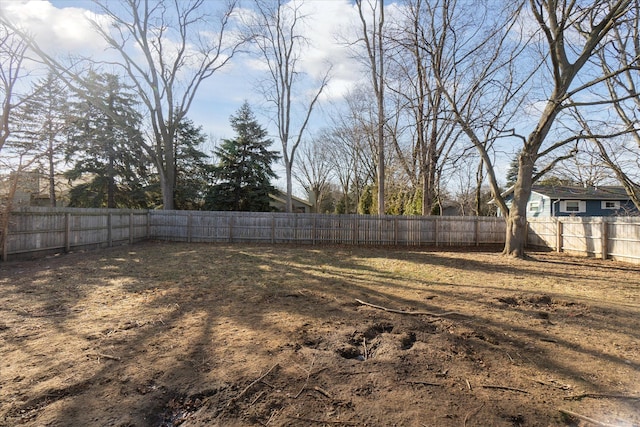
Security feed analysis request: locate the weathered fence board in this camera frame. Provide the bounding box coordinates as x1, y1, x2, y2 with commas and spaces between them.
4, 208, 640, 264
3, 209, 508, 260
528, 217, 640, 264
4, 208, 149, 258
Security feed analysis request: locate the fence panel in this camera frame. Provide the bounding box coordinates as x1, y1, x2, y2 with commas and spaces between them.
528, 217, 640, 264
4, 207, 149, 258
607, 217, 640, 263
11, 208, 640, 264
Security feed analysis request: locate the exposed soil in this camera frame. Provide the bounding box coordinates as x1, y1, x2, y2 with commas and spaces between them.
0, 242, 639, 426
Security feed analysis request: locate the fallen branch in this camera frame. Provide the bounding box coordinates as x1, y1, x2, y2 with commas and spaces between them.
559, 408, 619, 427
564, 393, 640, 401
227, 363, 279, 406
481, 384, 528, 394
355, 299, 463, 317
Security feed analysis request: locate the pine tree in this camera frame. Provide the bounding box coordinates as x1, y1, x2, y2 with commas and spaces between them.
173, 117, 213, 210
11, 71, 70, 206
206, 102, 279, 211
64, 72, 151, 208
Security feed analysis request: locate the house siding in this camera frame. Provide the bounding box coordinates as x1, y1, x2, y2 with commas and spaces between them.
554, 199, 636, 217
526, 193, 549, 218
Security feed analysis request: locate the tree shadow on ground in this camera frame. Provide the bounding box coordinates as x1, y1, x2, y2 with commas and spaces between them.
0, 242, 638, 426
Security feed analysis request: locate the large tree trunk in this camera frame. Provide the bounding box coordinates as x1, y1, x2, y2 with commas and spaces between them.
503, 151, 535, 256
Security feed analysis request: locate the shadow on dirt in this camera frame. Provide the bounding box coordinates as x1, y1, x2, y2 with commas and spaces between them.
0, 242, 638, 426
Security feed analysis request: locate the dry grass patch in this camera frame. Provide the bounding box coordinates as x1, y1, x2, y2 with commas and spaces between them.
0, 242, 638, 426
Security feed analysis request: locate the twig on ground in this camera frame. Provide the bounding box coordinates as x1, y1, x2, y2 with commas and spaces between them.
564, 393, 640, 401
294, 357, 316, 399
286, 415, 358, 425
250, 390, 265, 406
465, 379, 472, 390
363, 337, 368, 361
558, 408, 619, 427
88, 353, 121, 361
481, 384, 528, 394
227, 363, 279, 406
264, 408, 279, 426
312, 386, 332, 399
463, 403, 484, 427
355, 299, 463, 317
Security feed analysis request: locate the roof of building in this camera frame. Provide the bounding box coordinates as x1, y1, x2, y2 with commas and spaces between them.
530, 185, 630, 200
269, 190, 313, 207
492, 184, 632, 205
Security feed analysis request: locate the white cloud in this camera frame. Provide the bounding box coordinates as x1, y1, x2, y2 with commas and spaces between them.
1, 1, 108, 55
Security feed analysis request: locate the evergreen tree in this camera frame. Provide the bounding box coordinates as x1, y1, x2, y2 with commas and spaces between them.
173, 117, 213, 210
206, 102, 279, 211
64, 72, 151, 208
11, 71, 70, 206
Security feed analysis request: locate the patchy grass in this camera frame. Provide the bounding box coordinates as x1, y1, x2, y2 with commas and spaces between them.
0, 242, 639, 426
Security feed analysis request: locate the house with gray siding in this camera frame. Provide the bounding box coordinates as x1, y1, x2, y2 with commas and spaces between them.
497, 185, 638, 217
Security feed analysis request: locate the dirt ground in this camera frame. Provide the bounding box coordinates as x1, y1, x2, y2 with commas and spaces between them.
0, 242, 638, 427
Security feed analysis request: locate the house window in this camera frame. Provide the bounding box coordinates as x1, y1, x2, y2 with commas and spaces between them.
560, 200, 586, 213
601, 201, 620, 210
528, 201, 540, 212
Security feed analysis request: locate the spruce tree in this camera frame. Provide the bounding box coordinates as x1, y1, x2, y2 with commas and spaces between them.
11, 71, 70, 206
173, 117, 213, 210
206, 102, 279, 211
64, 72, 150, 208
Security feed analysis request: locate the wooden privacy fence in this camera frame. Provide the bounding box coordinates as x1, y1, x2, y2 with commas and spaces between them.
3, 207, 149, 260
4, 208, 640, 264
149, 211, 506, 246
528, 217, 640, 264
2, 208, 505, 260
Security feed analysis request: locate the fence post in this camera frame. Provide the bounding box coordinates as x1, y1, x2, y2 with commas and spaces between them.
271, 214, 275, 244
187, 212, 192, 243
229, 215, 234, 243
312, 215, 316, 245
65, 212, 71, 253
435, 218, 439, 246
394, 217, 399, 245
601, 218, 608, 260
294, 214, 298, 243
353, 215, 358, 245
107, 213, 113, 247
129, 213, 134, 244
556, 219, 563, 253
475, 217, 480, 246
146, 211, 151, 239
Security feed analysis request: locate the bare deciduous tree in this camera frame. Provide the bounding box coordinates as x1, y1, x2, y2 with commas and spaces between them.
292, 138, 333, 212
431, 0, 631, 257
387, 0, 462, 216
0, 24, 34, 260
356, 0, 386, 215
246, 0, 331, 213
3, 0, 244, 210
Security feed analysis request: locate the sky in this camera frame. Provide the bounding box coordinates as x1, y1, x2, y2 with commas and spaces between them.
1, 0, 365, 140
2, 0, 532, 198
1, 0, 379, 194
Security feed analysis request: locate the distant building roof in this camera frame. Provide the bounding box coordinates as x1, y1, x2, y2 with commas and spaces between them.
491, 184, 632, 205
530, 185, 630, 200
